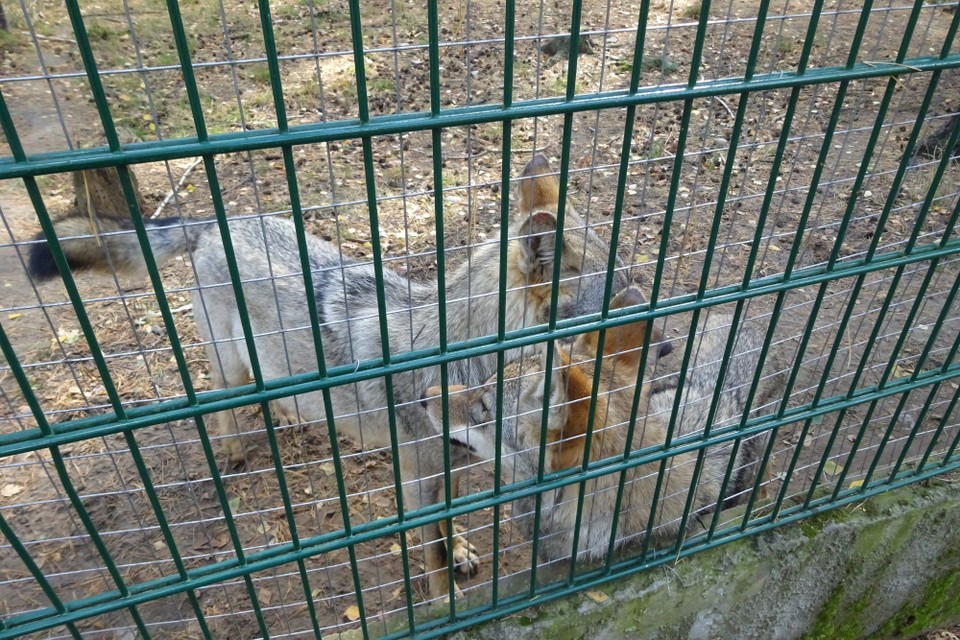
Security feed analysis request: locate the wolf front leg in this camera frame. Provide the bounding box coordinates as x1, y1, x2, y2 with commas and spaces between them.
397, 436, 462, 601
203, 348, 253, 466
437, 471, 480, 577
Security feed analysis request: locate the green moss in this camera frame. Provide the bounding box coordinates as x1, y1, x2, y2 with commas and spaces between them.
797, 505, 851, 539
803, 580, 878, 640
876, 569, 960, 638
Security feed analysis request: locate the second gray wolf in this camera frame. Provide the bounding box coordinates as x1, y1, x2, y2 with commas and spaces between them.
425, 289, 783, 565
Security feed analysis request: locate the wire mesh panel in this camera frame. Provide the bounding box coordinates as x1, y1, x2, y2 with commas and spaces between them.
0, 0, 959, 637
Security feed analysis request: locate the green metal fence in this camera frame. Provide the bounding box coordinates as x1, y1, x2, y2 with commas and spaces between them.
1, 0, 960, 637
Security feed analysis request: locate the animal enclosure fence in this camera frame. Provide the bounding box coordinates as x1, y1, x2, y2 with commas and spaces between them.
1, 0, 960, 637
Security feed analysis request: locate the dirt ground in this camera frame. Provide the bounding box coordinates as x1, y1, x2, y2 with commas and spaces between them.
1, 0, 960, 637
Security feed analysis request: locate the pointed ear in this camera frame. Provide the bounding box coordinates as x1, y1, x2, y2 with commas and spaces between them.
518, 154, 560, 213
605, 287, 651, 367
580, 286, 650, 367
516, 211, 558, 276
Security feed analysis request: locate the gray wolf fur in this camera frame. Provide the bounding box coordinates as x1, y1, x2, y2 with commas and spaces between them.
27, 155, 656, 597
425, 288, 783, 565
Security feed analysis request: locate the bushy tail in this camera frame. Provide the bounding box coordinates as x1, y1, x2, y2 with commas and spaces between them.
27, 214, 208, 281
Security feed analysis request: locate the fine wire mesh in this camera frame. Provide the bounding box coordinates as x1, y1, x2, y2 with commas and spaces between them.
0, 0, 959, 638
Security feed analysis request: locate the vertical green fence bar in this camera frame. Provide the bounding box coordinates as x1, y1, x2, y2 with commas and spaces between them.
425, 0, 460, 614
674, 0, 772, 543
602, 0, 653, 572
636, 0, 713, 561
489, 0, 516, 608
347, 0, 414, 630
529, 0, 585, 590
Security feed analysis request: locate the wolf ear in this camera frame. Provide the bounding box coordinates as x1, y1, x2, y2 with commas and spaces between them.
519, 154, 560, 213
580, 286, 650, 367
516, 211, 559, 276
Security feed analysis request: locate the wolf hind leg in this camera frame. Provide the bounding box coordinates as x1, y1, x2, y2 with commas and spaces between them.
204, 342, 254, 466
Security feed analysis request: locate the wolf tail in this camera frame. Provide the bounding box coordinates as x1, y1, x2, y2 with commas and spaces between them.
27, 214, 209, 281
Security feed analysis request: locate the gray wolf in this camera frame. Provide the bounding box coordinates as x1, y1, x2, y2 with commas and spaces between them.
27, 156, 663, 597
424, 288, 783, 565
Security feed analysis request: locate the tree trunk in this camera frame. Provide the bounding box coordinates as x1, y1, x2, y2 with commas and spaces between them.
72, 167, 147, 219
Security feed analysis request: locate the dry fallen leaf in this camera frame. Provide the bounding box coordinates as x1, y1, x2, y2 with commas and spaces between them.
822, 460, 842, 477
390, 543, 402, 555
586, 590, 609, 604
258, 588, 273, 607
343, 605, 361, 622
319, 462, 336, 476
1, 484, 24, 498
848, 480, 864, 489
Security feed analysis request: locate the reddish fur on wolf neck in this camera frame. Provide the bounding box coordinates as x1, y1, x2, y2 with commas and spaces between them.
545, 332, 653, 472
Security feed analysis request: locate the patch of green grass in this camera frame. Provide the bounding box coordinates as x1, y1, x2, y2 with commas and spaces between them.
206, 102, 245, 136
0, 28, 25, 50
287, 78, 319, 106
777, 37, 796, 55
330, 76, 358, 101
369, 76, 396, 94
641, 55, 679, 74
155, 51, 178, 67
87, 23, 123, 43
613, 58, 632, 75
33, 20, 55, 37
273, 2, 302, 19
511, 130, 529, 151
245, 91, 274, 110
251, 63, 273, 85
479, 124, 503, 144
649, 139, 666, 159
441, 172, 459, 188
549, 76, 581, 95
681, 1, 702, 19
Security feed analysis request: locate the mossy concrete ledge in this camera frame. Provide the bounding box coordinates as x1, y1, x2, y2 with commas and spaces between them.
452, 480, 960, 640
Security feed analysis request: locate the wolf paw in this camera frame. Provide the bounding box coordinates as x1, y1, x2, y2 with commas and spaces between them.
450, 534, 480, 577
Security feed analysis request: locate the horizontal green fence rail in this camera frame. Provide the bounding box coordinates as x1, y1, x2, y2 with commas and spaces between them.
0, 56, 959, 180
1, 0, 960, 637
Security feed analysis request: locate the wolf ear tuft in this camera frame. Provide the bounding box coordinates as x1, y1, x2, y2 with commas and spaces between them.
518, 154, 560, 213
516, 211, 559, 276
